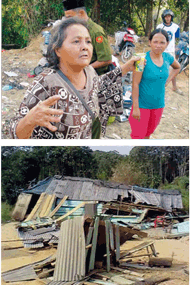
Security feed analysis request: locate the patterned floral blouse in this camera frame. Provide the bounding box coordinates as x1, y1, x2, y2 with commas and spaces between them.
10, 66, 123, 139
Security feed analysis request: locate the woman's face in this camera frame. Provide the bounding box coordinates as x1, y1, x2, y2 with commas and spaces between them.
149, 33, 168, 55
56, 24, 93, 70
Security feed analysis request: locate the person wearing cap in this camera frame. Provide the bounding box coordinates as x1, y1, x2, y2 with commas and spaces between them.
62, 0, 113, 75
157, 9, 182, 95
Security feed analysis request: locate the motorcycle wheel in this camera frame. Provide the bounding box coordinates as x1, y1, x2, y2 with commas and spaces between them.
121, 46, 134, 63
178, 54, 189, 73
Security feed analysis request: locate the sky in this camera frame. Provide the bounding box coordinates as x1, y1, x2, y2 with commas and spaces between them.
89, 146, 134, 155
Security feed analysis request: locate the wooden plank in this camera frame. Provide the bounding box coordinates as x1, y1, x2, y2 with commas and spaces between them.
120, 241, 154, 258
55, 202, 85, 224
89, 217, 99, 271
39, 195, 53, 217
148, 257, 173, 267
25, 193, 46, 221
131, 276, 170, 285
115, 225, 120, 261
48, 196, 68, 218
86, 226, 94, 258
105, 220, 110, 272
43, 194, 56, 217
34, 194, 48, 219
108, 221, 114, 251
150, 244, 157, 257
111, 267, 144, 277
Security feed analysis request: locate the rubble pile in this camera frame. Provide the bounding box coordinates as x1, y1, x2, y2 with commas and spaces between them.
1, 191, 189, 284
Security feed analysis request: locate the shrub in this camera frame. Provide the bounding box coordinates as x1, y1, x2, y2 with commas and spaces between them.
1, 202, 14, 223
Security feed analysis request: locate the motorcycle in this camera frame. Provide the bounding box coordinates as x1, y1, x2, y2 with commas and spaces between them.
176, 31, 189, 74
112, 22, 138, 63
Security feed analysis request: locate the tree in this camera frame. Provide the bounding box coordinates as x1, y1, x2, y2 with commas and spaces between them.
111, 157, 148, 186
1, 146, 99, 205
92, 150, 123, 180
129, 146, 189, 185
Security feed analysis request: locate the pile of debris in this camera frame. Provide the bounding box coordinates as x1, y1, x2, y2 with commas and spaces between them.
2, 193, 188, 284
2, 212, 172, 284
2, 176, 189, 284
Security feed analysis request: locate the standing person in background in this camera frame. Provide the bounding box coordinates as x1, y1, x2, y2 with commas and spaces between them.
129, 29, 180, 139
62, 0, 113, 75
157, 9, 182, 95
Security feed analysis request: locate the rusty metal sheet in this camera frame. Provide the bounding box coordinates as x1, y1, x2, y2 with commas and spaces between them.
53, 217, 85, 281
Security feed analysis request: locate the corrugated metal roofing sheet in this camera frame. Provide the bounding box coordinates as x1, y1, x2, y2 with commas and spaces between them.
172, 221, 189, 233
2, 265, 37, 282
2, 255, 55, 282
53, 217, 85, 281
18, 228, 60, 248
54, 200, 103, 218
22, 176, 183, 211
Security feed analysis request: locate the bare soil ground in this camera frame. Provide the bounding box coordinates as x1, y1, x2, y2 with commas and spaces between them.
1, 31, 189, 139
1, 222, 189, 285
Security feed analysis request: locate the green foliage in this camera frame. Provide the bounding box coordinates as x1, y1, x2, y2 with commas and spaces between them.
181, 189, 189, 212
2, 0, 63, 48
111, 159, 149, 187
129, 146, 189, 185
1, 146, 98, 205
161, 176, 189, 191
1, 146, 189, 213
2, 0, 189, 48
92, 150, 123, 180
1, 202, 14, 223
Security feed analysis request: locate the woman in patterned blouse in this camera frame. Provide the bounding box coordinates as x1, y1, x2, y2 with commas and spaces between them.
10, 18, 139, 139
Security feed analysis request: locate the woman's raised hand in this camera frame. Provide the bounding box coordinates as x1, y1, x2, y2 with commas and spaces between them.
26, 95, 63, 132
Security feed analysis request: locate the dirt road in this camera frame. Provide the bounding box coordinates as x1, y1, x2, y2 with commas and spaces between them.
1, 31, 189, 139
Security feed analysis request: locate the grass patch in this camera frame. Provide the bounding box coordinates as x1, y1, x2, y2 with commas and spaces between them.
1, 202, 14, 223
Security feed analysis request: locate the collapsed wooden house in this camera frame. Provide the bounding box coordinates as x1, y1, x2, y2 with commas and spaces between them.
12, 175, 183, 222
3, 176, 186, 284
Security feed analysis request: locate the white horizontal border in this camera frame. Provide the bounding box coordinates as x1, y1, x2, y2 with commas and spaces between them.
1, 139, 189, 147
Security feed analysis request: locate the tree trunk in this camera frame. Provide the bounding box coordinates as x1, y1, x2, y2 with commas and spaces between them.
154, 0, 162, 29
134, 4, 146, 33
93, 0, 101, 23
184, 10, 189, 31
145, 1, 153, 37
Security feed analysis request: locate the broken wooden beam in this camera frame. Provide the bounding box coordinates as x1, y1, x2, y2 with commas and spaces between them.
131, 276, 170, 285
148, 257, 173, 268
48, 196, 68, 218
55, 202, 85, 224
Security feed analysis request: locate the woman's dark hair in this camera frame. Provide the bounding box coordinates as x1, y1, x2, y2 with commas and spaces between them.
149, 28, 169, 42
46, 17, 89, 68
